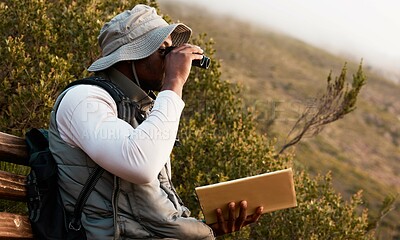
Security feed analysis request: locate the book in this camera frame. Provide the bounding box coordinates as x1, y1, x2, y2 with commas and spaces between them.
195, 168, 297, 224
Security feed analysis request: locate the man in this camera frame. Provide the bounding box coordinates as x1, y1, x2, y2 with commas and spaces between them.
49, 4, 262, 239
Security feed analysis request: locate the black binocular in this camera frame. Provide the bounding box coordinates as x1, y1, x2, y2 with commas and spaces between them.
164, 46, 211, 69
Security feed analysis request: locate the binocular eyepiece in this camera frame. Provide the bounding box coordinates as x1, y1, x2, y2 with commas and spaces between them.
164, 46, 211, 69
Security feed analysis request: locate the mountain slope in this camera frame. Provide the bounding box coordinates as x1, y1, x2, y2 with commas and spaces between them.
160, 2, 400, 238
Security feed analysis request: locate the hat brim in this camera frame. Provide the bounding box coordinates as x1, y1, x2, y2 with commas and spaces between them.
88, 23, 191, 72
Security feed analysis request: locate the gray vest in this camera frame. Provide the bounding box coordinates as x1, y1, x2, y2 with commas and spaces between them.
49, 80, 214, 239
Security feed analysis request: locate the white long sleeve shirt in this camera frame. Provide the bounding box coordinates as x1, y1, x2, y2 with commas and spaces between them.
55, 72, 184, 184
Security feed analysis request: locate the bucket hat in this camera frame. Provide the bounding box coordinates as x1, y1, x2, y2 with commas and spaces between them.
88, 4, 192, 72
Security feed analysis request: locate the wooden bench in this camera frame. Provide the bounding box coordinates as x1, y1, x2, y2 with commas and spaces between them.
0, 131, 34, 239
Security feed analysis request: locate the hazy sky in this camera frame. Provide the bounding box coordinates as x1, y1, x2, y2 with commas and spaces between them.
169, 0, 400, 80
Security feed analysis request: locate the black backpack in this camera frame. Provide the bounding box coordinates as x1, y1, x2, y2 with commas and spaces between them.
25, 77, 144, 239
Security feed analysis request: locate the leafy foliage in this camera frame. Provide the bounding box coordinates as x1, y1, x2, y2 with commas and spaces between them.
250, 172, 374, 240
0, 0, 377, 239
0, 0, 157, 135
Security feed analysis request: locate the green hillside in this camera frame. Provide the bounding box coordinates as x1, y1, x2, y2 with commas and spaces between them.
160, 2, 400, 239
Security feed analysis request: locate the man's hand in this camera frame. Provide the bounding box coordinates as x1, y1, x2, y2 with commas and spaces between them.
162, 44, 204, 97
209, 201, 263, 236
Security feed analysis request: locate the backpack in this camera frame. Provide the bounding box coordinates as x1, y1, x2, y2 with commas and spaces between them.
25, 77, 144, 240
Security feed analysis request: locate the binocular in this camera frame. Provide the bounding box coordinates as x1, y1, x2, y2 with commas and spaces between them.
164, 46, 211, 69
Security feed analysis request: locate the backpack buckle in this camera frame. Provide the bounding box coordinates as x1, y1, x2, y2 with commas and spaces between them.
68, 219, 82, 231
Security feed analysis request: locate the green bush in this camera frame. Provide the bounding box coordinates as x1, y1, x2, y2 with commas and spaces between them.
250, 172, 373, 239
0, 0, 157, 135
0, 0, 376, 239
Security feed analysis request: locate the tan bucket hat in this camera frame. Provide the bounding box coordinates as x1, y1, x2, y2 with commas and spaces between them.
88, 4, 192, 72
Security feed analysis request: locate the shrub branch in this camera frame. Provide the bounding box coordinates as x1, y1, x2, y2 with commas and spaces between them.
279, 62, 366, 155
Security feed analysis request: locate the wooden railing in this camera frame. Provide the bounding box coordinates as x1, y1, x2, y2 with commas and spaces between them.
0, 131, 34, 239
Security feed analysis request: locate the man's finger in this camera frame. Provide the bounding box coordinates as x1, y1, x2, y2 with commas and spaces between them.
235, 200, 247, 230
176, 43, 204, 55
227, 202, 236, 232
247, 206, 264, 224
216, 208, 227, 234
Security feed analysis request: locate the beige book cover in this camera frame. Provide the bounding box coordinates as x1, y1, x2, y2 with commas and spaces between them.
195, 168, 297, 224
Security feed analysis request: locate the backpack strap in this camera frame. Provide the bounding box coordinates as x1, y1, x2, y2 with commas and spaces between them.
68, 166, 105, 231
64, 76, 146, 125
61, 76, 144, 232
